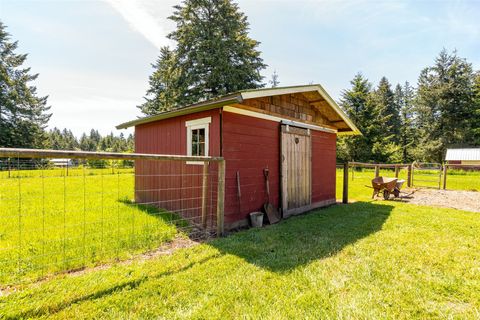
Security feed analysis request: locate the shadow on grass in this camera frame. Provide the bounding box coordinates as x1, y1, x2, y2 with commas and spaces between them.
8, 253, 222, 319
209, 201, 393, 273
118, 197, 190, 230
4, 202, 393, 318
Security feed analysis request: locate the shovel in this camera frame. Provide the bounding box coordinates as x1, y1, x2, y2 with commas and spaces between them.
263, 168, 280, 224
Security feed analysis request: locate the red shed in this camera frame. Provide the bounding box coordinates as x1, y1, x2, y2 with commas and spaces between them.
117, 85, 360, 230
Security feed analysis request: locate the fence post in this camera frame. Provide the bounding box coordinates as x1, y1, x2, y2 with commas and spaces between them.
343, 162, 348, 204
407, 164, 412, 187
201, 161, 209, 228
443, 163, 447, 190
374, 165, 380, 178
216, 160, 225, 236
394, 165, 399, 178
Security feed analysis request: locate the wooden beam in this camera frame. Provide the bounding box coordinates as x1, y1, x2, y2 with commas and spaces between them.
407, 164, 412, 187
0, 148, 224, 162
201, 162, 209, 228
343, 162, 348, 204
443, 164, 447, 190
229, 104, 338, 131
348, 162, 411, 168
216, 160, 226, 236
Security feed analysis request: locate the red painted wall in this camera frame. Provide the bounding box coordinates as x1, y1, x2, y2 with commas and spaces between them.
222, 111, 280, 226
134, 110, 221, 229
133, 108, 337, 229
311, 130, 337, 203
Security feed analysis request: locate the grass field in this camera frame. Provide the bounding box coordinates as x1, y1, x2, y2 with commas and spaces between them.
0, 167, 479, 319
0, 167, 180, 286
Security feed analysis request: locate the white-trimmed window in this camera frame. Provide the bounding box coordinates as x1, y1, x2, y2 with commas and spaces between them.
186, 117, 211, 160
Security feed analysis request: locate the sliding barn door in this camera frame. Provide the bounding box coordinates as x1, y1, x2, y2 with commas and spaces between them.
281, 125, 312, 218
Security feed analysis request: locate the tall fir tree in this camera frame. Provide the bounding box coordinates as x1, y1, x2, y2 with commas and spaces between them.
139, 0, 266, 115
472, 72, 480, 145
413, 49, 477, 162
138, 47, 178, 115
269, 70, 280, 88
0, 21, 51, 148
370, 77, 402, 162
395, 82, 415, 162
337, 73, 376, 162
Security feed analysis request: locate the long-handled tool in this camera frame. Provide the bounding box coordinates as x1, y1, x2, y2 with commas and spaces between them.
263, 168, 280, 224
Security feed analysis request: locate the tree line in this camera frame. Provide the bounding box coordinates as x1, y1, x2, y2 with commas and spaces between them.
47, 128, 134, 153
1, 0, 479, 164
338, 49, 480, 163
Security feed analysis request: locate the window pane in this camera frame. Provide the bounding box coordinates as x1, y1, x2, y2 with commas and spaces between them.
199, 142, 205, 156
198, 128, 205, 143
192, 142, 198, 156
192, 129, 198, 142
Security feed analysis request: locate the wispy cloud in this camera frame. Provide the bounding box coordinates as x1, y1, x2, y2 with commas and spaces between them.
104, 0, 175, 50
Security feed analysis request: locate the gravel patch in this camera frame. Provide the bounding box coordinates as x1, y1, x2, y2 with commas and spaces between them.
394, 188, 480, 213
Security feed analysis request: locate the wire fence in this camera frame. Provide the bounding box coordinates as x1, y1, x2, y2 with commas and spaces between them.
337, 161, 480, 203
0, 148, 225, 286
442, 163, 480, 192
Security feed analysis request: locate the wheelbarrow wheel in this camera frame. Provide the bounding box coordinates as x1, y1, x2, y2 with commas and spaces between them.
383, 189, 390, 200
393, 189, 400, 198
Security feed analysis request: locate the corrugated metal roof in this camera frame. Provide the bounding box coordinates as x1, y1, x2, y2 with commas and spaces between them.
445, 148, 480, 161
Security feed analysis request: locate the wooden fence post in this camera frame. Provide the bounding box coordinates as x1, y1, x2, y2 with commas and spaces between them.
407, 164, 412, 187
443, 164, 447, 190
216, 160, 225, 236
374, 165, 380, 178
343, 162, 348, 204
201, 161, 209, 228
394, 165, 399, 178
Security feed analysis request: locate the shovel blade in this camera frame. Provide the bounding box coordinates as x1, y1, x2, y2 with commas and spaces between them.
264, 202, 280, 224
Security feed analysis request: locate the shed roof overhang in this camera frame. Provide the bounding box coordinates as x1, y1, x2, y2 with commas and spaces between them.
116, 84, 361, 135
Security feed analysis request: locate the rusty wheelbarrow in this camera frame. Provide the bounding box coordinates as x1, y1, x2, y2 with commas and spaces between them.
370, 177, 405, 200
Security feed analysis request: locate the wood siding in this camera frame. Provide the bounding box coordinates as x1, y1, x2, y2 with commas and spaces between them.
241, 93, 331, 126
281, 125, 312, 217
134, 110, 221, 228
222, 111, 280, 226
133, 106, 337, 229
311, 130, 336, 203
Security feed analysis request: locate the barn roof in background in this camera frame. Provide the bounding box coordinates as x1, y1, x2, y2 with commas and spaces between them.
116, 84, 361, 135
445, 148, 480, 161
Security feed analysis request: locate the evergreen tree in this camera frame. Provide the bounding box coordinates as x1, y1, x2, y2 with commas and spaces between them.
269, 70, 280, 87
370, 77, 401, 162
337, 73, 375, 162
138, 47, 178, 115
413, 49, 477, 162
143, 0, 267, 110
79, 133, 96, 151
395, 82, 416, 162
472, 72, 480, 145
0, 21, 51, 148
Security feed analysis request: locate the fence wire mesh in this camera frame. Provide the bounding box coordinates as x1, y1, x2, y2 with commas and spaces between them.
0, 152, 223, 286
443, 164, 480, 192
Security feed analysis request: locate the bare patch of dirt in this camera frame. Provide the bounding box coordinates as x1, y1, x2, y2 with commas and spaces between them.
394, 188, 480, 213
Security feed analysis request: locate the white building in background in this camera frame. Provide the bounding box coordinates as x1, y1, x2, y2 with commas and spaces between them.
50, 158, 74, 167
445, 148, 480, 165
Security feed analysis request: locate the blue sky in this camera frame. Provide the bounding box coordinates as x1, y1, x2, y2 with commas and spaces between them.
1, 0, 479, 136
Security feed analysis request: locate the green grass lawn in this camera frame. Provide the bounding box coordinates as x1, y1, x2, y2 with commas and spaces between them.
0, 167, 179, 286
0, 167, 479, 319
1, 201, 479, 319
